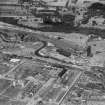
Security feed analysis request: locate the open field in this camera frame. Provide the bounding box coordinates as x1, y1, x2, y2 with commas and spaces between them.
2, 85, 22, 99
0, 79, 12, 93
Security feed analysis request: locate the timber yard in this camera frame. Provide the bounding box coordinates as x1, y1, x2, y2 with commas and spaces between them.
1, 0, 105, 105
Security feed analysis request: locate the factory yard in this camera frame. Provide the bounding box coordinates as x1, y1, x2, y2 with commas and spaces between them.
1, 0, 105, 105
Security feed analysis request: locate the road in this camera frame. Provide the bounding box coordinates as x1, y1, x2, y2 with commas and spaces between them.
3, 60, 25, 77
58, 71, 83, 105
27, 71, 83, 105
